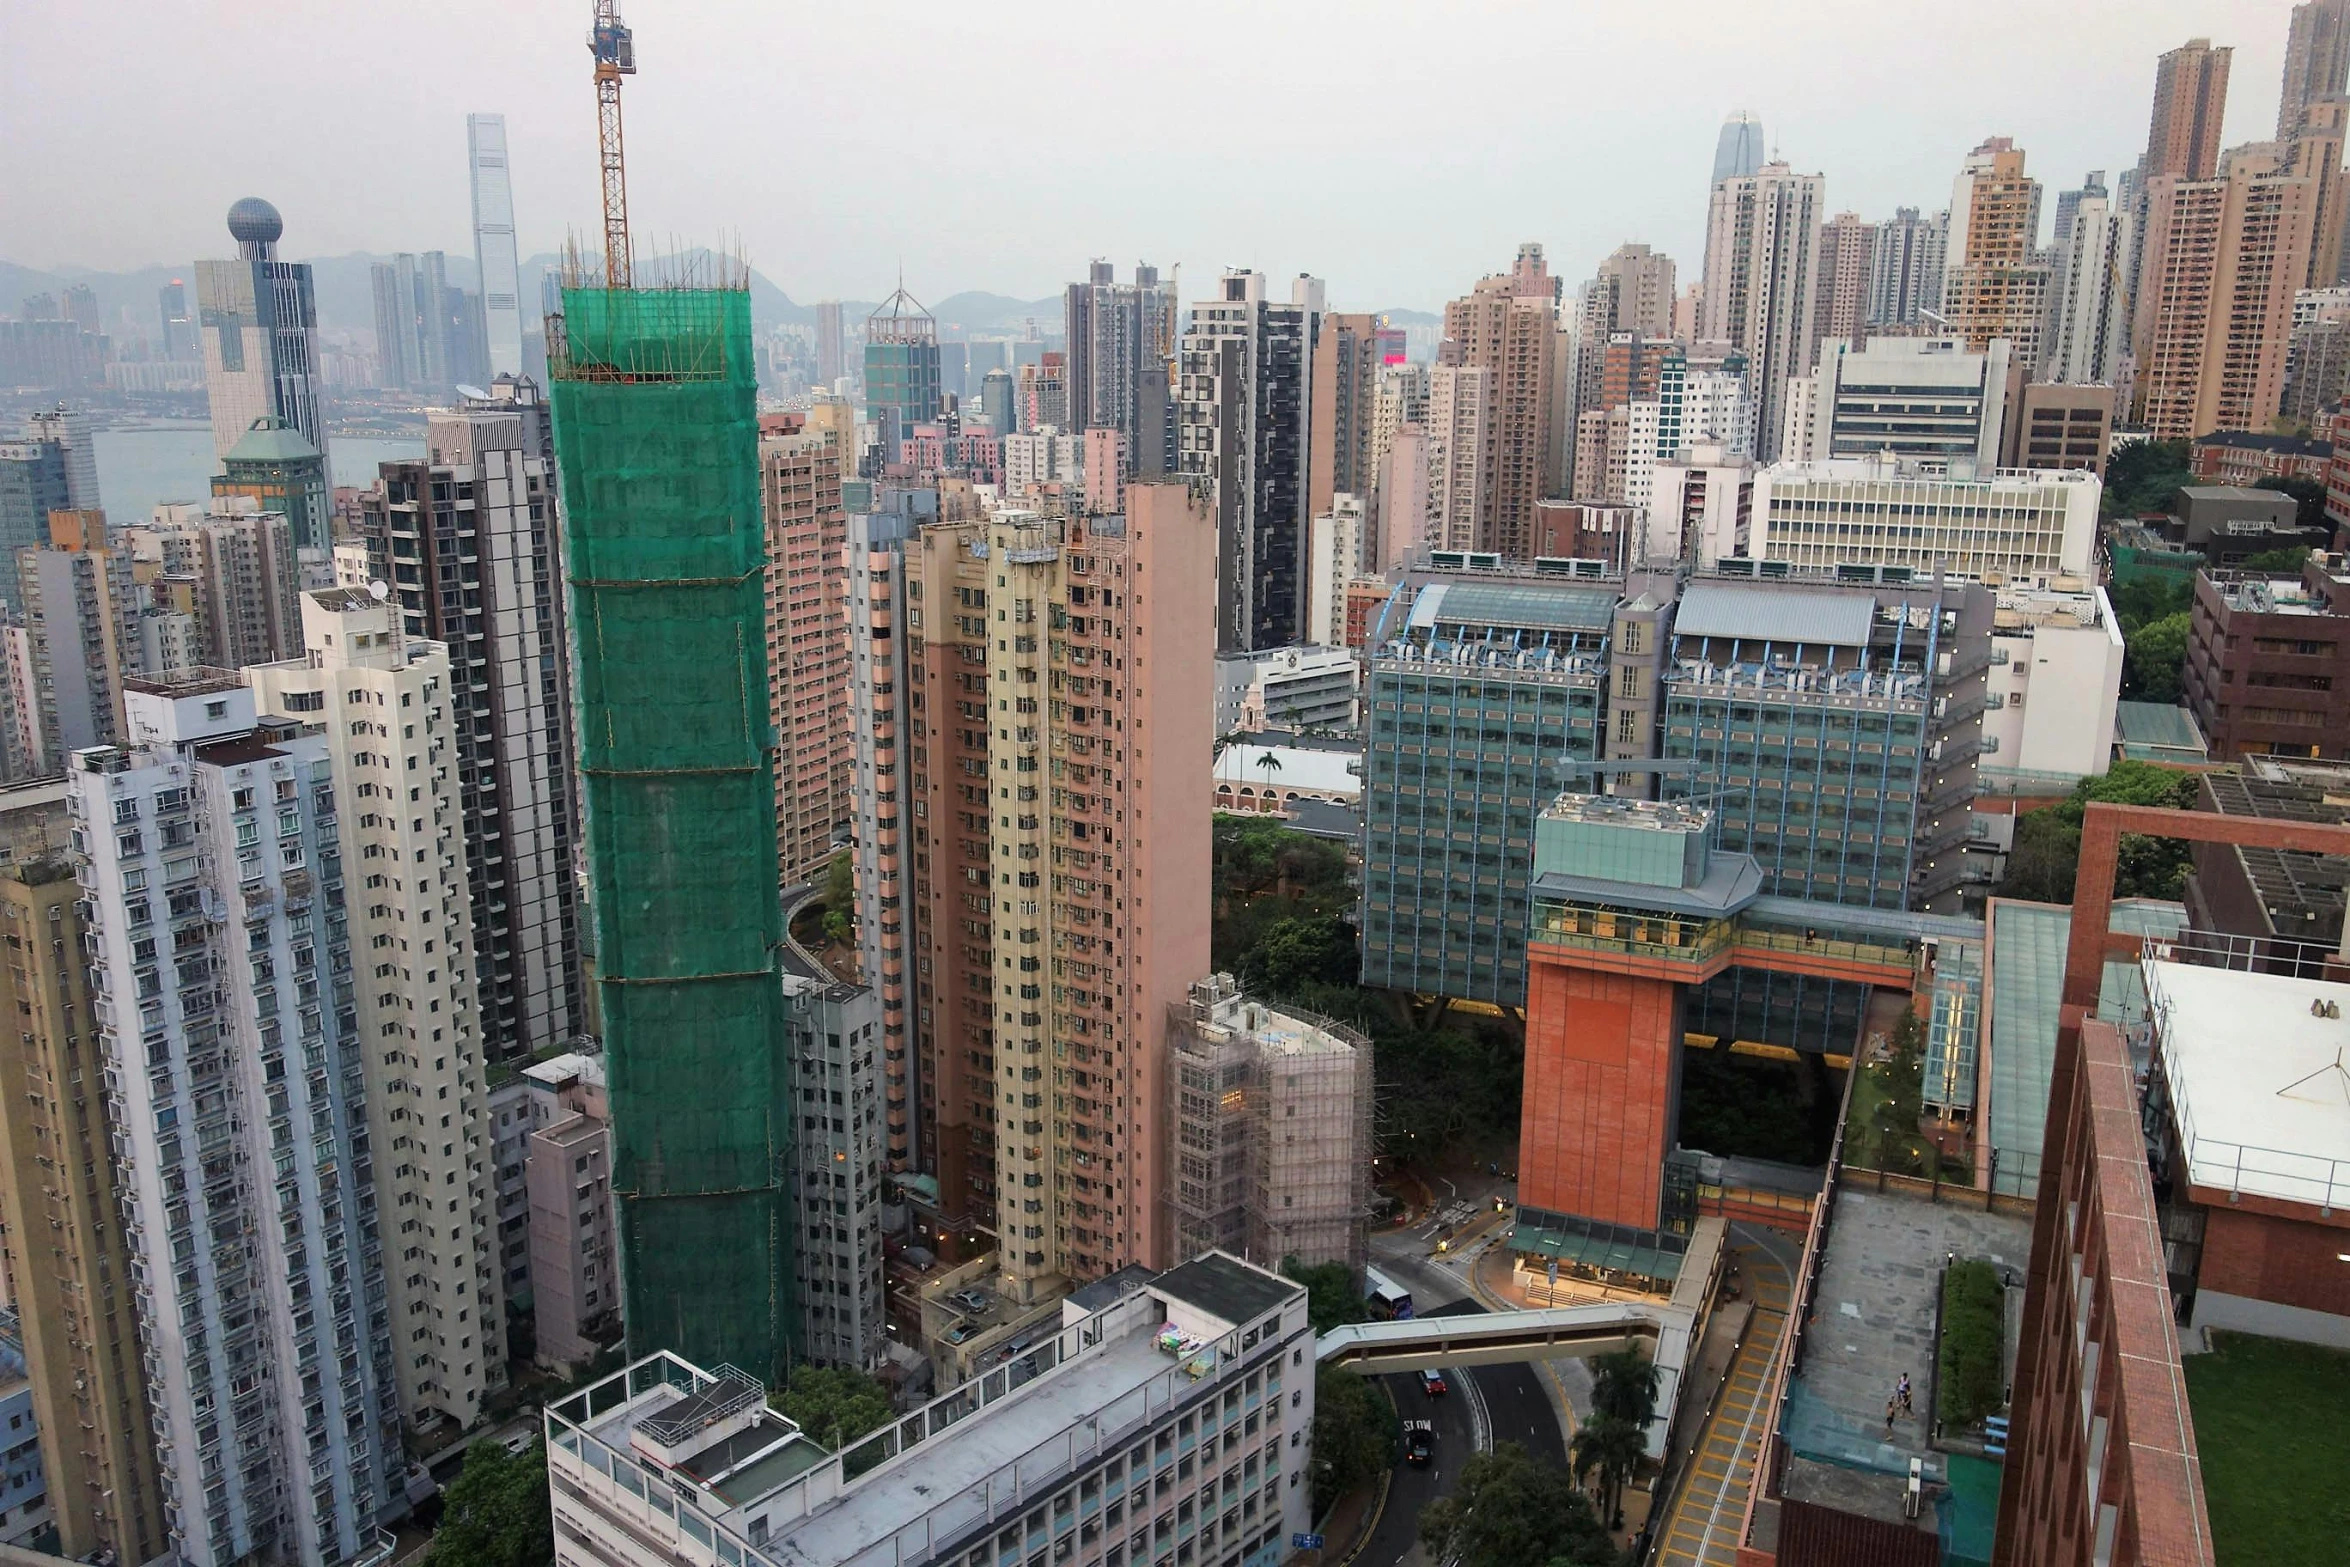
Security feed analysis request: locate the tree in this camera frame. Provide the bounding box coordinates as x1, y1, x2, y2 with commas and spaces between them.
1994, 763, 2201, 906
1996, 810, 2081, 903
2107, 572, 2194, 638
1417, 1443, 1617, 1567
769, 1364, 894, 1452
1309, 1365, 1397, 1514
2124, 611, 2191, 702
1244, 914, 1359, 996
824, 851, 852, 908
1282, 1257, 1368, 1336
2102, 438, 2193, 520
430, 1440, 553, 1567
2256, 474, 2330, 533
2237, 545, 2318, 573
1569, 1414, 1645, 1532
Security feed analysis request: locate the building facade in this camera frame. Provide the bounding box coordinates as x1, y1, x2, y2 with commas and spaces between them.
197, 200, 324, 466
71, 678, 401, 1567
2181, 557, 2350, 760
466, 114, 526, 380
1943, 138, 2051, 370
248, 590, 506, 1433
761, 420, 853, 887
1749, 458, 2099, 579
782, 973, 886, 1370
1443, 246, 1558, 559
1179, 272, 1320, 653
364, 392, 584, 1061
1701, 165, 1826, 460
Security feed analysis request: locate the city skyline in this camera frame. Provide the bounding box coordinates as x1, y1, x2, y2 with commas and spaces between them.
1, 0, 2308, 311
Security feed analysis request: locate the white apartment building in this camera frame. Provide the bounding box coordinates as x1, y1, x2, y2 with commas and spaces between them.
248, 589, 504, 1433
70, 676, 400, 1567
543, 1254, 1313, 1567
1306, 496, 1369, 649
1647, 445, 1755, 568
1004, 428, 1086, 495
2045, 193, 2127, 385
1981, 581, 2125, 780
1749, 458, 2099, 580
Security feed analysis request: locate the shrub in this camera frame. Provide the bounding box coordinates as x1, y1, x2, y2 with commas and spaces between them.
1937, 1259, 2006, 1426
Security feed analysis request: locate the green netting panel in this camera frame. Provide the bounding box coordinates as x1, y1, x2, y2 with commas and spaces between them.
550, 284, 793, 1381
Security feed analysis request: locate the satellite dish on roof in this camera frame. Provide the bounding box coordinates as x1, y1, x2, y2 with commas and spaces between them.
368, 580, 391, 601
455, 383, 491, 402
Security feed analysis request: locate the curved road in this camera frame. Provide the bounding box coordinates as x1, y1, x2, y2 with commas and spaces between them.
1351, 1296, 1567, 1567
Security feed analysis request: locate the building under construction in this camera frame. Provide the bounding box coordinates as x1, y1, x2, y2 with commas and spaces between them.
548, 278, 796, 1379
1168, 975, 1375, 1277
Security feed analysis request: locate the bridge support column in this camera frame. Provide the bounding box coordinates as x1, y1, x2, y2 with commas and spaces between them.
1519, 956, 1683, 1230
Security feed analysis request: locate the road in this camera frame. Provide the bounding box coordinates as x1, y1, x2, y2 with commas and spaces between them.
1349, 1295, 1567, 1567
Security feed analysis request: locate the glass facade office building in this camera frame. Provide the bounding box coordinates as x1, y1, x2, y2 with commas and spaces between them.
1360, 580, 1608, 1004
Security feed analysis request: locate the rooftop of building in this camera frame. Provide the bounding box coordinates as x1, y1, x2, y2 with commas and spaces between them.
2179, 484, 2299, 504
1211, 743, 1362, 798
1774, 1182, 2030, 1542
1404, 578, 1618, 635
1183, 978, 1368, 1057
523, 1051, 606, 1092
1985, 899, 2186, 1197
223, 415, 322, 465
2144, 959, 2350, 1208
2206, 573, 2337, 617
2191, 429, 2334, 455
2195, 764, 2350, 930
560, 1258, 1298, 1567
1674, 578, 1878, 646
122, 668, 246, 699
1988, 580, 2106, 631
2114, 701, 2209, 764
1540, 795, 1712, 834
1760, 456, 2099, 488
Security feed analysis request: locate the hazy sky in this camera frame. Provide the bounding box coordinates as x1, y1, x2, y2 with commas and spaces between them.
1, 0, 2308, 312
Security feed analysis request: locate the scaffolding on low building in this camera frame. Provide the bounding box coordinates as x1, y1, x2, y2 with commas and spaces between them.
1168, 974, 1375, 1278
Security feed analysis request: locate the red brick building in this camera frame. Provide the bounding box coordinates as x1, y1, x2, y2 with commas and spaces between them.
2180, 556, 2350, 760
2191, 428, 2333, 486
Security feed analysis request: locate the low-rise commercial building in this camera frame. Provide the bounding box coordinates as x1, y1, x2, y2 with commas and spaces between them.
1982, 581, 2124, 781
2000, 383, 2114, 477
545, 1254, 1312, 1567
2181, 557, 2350, 760
1212, 647, 1359, 735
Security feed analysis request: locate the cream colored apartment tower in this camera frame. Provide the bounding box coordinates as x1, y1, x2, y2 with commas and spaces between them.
248, 588, 506, 1431
976, 486, 1213, 1301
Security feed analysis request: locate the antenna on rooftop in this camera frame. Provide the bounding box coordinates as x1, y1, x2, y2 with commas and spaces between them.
2275, 1042, 2350, 1108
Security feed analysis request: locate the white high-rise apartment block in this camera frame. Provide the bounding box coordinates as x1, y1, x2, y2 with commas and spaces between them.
466, 115, 525, 379
1307, 495, 1368, 648
1002, 428, 1085, 493
70, 676, 400, 1567
1425, 365, 1489, 552
248, 590, 505, 1432
1701, 163, 1826, 460
1648, 445, 1755, 567
2045, 192, 2128, 385
1750, 457, 2100, 580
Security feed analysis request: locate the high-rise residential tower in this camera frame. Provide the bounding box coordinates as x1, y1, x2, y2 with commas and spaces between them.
467, 114, 525, 379
2134, 144, 2322, 438
1308, 312, 1382, 524
815, 300, 845, 387
1444, 245, 1559, 558
13, 511, 135, 775
1944, 138, 2051, 369
1063, 261, 1177, 474
0, 781, 166, 1565
1811, 213, 1877, 351
248, 589, 505, 1433
2044, 177, 2128, 384
363, 388, 583, 1063
72, 677, 401, 1567
2145, 37, 2233, 183
1702, 163, 1826, 459
2279, 1, 2350, 140
1179, 270, 1321, 652
759, 415, 851, 886
196, 199, 324, 465
1867, 207, 1948, 327
549, 280, 797, 1378
23, 405, 99, 513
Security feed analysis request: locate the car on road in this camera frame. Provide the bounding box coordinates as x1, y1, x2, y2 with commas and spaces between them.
1419, 1368, 1447, 1397
1403, 1421, 1434, 1466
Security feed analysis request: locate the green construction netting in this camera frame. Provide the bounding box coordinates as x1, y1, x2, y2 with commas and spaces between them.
551, 284, 794, 1381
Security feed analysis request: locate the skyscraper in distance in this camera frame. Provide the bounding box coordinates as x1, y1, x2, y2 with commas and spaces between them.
1811, 213, 1876, 351
864, 286, 941, 466
195, 198, 324, 465
1868, 208, 1948, 327
2145, 37, 2233, 182
1712, 110, 1766, 186
816, 300, 845, 387
468, 112, 526, 378
1444, 245, 1559, 558
157, 278, 190, 359
1944, 138, 2052, 369
1063, 261, 1176, 475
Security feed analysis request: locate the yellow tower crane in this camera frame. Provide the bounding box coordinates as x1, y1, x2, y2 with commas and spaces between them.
589, 2, 636, 287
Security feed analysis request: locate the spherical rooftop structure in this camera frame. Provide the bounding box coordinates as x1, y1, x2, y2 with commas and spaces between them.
226, 197, 284, 247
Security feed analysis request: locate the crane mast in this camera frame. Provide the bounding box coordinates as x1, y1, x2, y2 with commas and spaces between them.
589, 2, 636, 287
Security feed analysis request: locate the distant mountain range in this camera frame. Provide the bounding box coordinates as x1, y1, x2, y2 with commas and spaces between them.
8, 251, 1438, 351
5, 250, 1066, 344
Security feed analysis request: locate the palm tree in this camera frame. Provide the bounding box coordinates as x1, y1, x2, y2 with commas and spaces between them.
1590, 1348, 1661, 1427
1570, 1412, 1644, 1531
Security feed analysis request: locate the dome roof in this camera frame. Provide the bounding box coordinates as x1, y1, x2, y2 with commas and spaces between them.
226, 197, 284, 246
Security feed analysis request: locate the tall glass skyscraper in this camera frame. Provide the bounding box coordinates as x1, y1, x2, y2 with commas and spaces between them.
195, 199, 324, 469
1711, 110, 1766, 185
864, 287, 940, 467
467, 114, 525, 378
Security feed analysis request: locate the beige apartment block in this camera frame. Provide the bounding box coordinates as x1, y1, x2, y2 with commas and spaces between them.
760, 418, 852, 887
248, 589, 505, 1431
1444, 246, 1558, 559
